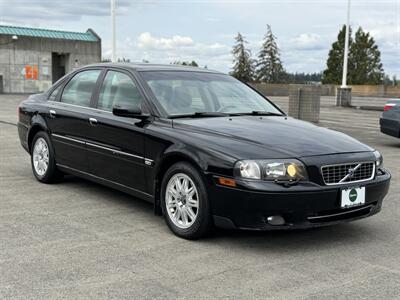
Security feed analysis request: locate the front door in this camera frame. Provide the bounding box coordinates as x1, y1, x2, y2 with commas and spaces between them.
47, 69, 102, 172
86, 69, 147, 192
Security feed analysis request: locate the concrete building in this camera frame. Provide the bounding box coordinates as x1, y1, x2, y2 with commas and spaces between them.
0, 25, 101, 93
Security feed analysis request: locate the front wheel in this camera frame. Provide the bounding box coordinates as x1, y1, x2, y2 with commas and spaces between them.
161, 162, 212, 239
31, 131, 62, 183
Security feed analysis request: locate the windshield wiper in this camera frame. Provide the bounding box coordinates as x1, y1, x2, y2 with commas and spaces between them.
229, 111, 284, 117
168, 112, 229, 119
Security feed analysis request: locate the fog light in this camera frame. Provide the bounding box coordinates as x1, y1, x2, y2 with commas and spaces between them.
267, 215, 285, 226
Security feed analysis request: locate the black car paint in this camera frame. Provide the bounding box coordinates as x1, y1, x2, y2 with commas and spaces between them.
380, 99, 400, 138
18, 63, 391, 230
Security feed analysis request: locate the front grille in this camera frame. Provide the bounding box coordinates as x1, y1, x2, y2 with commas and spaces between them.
321, 162, 375, 185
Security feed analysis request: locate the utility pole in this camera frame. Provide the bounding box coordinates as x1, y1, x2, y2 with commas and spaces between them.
336, 0, 352, 107
341, 0, 351, 88
111, 0, 117, 62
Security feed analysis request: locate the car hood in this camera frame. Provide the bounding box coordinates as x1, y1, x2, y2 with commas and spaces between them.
173, 116, 373, 159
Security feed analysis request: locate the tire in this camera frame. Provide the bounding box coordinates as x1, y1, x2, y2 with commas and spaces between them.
31, 131, 63, 183
161, 162, 212, 239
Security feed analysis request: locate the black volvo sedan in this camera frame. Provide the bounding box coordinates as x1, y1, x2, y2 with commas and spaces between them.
18, 63, 391, 239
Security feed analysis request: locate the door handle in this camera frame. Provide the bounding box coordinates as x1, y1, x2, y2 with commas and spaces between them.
89, 117, 98, 126
49, 109, 57, 118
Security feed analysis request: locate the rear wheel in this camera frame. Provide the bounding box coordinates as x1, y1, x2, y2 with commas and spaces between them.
31, 131, 62, 183
161, 162, 212, 239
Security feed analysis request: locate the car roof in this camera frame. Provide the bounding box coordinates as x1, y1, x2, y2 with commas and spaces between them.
85, 62, 223, 74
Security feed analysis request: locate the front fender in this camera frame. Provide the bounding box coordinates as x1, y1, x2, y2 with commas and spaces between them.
157, 141, 236, 178
162, 143, 208, 171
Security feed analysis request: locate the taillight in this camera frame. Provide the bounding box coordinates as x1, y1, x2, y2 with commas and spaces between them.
384, 103, 396, 111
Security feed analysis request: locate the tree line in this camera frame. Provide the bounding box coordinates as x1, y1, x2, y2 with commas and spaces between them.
231, 24, 395, 85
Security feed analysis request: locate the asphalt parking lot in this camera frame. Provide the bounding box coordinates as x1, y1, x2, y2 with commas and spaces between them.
1, 94, 399, 299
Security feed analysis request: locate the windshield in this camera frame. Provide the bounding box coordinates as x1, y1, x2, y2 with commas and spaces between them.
140, 71, 283, 117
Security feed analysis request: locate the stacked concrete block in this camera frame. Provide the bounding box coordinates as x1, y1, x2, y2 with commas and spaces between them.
288, 84, 321, 123
336, 87, 352, 107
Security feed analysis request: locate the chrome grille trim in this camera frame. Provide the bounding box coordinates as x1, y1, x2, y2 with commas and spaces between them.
321, 161, 375, 185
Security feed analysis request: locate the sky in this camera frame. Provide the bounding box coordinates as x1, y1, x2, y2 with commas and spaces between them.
0, 0, 399, 77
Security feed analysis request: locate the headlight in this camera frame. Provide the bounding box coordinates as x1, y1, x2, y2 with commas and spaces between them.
235, 160, 261, 179
373, 150, 383, 167
234, 159, 307, 181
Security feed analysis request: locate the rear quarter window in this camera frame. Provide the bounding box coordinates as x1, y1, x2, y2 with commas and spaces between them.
48, 85, 62, 101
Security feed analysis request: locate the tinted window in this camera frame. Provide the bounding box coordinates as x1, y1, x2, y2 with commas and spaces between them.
61, 70, 101, 107
97, 71, 143, 111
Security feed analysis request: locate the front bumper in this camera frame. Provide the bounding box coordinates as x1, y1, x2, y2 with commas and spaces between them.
209, 170, 391, 230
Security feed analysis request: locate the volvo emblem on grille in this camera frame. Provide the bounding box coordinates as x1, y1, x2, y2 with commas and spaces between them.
347, 168, 355, 178
338, 163, 362, 183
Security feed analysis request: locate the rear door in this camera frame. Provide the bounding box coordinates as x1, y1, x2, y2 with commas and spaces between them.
47, 69, 102, 172
85, 69, 148, 193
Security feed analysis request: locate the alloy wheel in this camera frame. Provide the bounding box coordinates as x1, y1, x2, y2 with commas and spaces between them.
166, 173, 199, 229
32, 137, 49, 176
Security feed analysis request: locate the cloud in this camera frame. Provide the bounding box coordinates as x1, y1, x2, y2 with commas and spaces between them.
205, 17, 220, 23
135, 32, 228, 57
1, 0, 398, 76
0, 0, 134, 23
137, 32, 194, 50
289, 33, 326, 51
103, 32, 231, 71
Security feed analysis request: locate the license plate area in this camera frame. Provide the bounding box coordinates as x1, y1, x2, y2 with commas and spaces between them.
341, 186, 365, 208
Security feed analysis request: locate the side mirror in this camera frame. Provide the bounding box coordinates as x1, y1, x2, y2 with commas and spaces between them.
112, 105, 149, 120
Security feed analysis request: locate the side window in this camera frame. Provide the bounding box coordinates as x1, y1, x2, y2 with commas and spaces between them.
48, 85, 62, 101
61, 70, 101, 107
97, 71, 143, 111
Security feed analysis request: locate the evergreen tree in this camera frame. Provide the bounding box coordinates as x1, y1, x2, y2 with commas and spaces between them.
323, 26, 384, 85
117, 58, 131, 62
322, 25, 352, 84
287, 72, 323, 84
383, 74, 392, 85
256, 25, 286, 83
172, 60, 199, 67
231, 33, 254, 82
348, 27, 384, 84
189, 60, 199, 67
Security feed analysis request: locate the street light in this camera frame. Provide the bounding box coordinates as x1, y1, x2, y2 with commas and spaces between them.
341, 0, 351, 88
111, 0, 117, 62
